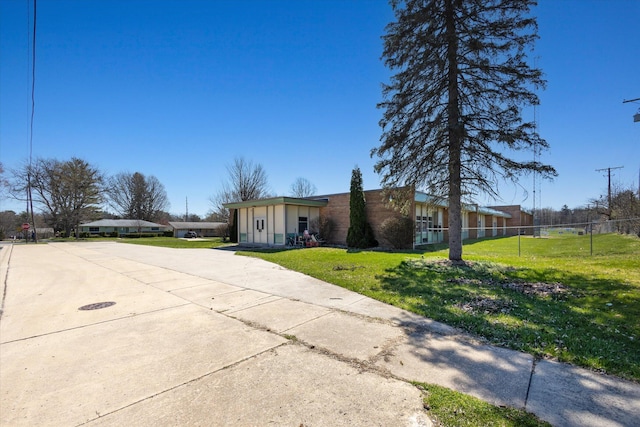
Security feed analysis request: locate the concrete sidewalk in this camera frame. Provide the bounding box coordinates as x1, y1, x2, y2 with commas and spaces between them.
1, 242, 638, 426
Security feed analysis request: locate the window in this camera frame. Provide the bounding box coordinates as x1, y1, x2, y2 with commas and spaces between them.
298, 216, 308, 233
89, 227, 99, 233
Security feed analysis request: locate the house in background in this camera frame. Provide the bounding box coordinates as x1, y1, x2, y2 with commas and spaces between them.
168, 221, 227, 238
225, 188, 520, 249
79, 219, 168, 236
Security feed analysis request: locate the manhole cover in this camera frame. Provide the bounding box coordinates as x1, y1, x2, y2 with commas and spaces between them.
78, 301, 116, 311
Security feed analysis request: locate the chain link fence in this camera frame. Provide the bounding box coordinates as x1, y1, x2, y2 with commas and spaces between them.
419, 217, 640, 256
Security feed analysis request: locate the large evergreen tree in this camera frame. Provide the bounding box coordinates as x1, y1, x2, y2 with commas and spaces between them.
346, 167, 377, 249
373, 0, 556, 261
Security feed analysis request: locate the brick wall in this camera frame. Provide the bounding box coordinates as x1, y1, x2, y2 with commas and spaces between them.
318, 189, 409, 248
488, 205, 533, 235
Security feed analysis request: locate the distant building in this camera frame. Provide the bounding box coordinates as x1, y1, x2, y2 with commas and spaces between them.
487, 205, 534, 236
79, 219, 168, 236
168, 222, 227, 238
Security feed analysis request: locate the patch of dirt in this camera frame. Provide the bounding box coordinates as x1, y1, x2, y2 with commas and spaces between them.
332, 264, 365, 271
447, 277, 569, 298
412, 258, 570, 298
454, 296, 514, 314
501, 281, 569, 297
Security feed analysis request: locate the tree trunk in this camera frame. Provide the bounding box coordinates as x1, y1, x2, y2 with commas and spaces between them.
445, 0, 463, 261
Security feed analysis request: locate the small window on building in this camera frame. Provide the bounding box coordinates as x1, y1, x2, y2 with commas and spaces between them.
298, 216, 308, 233
89, 227, 99, 233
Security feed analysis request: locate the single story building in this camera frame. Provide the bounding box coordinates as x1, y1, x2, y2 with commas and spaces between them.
487, 205, 534, 235
223, 197, 328, 246
79, 219, 169, 236
224, 188, 518, 249
168, 221, 227, 238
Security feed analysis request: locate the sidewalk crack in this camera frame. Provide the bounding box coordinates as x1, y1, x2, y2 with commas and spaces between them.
524, 357, 539, 408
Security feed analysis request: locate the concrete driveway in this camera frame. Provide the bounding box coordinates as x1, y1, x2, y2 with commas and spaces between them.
1, 242, 639, 426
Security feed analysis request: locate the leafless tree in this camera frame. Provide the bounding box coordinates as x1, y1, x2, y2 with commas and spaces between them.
0, 162, 8, 200
105, 172, 169, 222
209, 157, 271, 220
290, 177, 317, 198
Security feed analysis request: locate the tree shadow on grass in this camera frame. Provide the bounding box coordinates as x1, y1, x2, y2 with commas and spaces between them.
376, 259, 640, 382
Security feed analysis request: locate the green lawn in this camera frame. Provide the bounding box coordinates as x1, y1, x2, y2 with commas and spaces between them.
417, 382, 551, 426
238, 233, 640, 382
119, 236, 231, 249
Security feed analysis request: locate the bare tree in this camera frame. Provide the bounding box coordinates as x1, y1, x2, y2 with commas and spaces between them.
105, 172, 169, 222
373, 0, 556, 261
0, 162, 8, 200
290, 177, 317, 198
0, 209, 18, 239
210, 157, 271, 219
11, 157, 103, 237
610, 183, 640, 236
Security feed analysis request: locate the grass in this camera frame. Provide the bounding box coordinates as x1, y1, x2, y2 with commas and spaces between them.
417, 382, 551, 426
45, 236, 232, 249
118, 236, 231, 249
237, 233, 640, 382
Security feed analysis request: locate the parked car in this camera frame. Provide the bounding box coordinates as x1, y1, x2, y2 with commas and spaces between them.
184, 231, 198, 238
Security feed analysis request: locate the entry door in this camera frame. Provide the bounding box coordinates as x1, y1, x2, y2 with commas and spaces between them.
255, 217, 267, 244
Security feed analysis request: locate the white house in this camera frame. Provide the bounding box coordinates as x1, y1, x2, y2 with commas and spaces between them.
79, 219, 168, 236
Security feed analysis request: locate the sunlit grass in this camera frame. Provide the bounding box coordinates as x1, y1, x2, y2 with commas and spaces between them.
417, 382, 551, 426
119, 236, 231, 249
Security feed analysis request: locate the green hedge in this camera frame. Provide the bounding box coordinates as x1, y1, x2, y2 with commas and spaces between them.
121, 233, 161, 238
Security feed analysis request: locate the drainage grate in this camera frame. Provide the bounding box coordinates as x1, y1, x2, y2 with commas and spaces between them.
78, 301, 116, 311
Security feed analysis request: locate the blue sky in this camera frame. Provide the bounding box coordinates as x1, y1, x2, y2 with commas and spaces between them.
1, 0, 639, 218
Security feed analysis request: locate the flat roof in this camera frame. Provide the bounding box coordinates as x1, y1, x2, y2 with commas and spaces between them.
223, 197, 328, 209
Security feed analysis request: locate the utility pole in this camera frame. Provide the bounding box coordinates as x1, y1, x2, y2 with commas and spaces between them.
596, 166, 623, 219
622, 97, 640, 122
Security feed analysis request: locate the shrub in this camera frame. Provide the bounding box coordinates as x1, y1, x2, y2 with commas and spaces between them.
215, 223, 229, 239
122, 233, 159, 238
311, 215, 335, 242
380, 216, 414, 249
